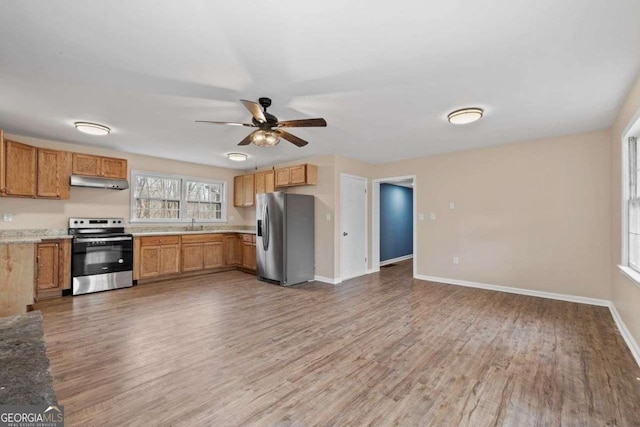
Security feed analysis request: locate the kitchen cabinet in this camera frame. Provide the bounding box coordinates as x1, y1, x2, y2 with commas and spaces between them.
223, 234, 242, 266
0, 138, 72, 199
240, 234, 256, 271
233, 174, 255, 207
35, 239, 70, 299
0, 243, 35, 317
136, 236, 180, 279
37, 148, 72, 199
72, 153, 128, 180
1, 140, 37, 197
181, 234, 224, 272
254, 170, 275, 196
274, 163, 317, 187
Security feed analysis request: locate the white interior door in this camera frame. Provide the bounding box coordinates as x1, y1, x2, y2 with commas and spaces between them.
341, 174, 367, 280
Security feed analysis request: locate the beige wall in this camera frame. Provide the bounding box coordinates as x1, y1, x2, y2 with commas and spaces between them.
0, 134, 253, 230
610, 75, 640, 348
372, 130, 612, 300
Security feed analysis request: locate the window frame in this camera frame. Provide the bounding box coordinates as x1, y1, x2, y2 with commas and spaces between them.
130, 170, 227, 224
619, 112, 640, 287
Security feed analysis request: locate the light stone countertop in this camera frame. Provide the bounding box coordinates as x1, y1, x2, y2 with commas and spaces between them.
0, 235, 73, 245
131, 229, 256, 237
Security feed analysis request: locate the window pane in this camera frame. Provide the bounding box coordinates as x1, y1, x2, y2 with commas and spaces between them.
135, 176, 181, 200
186, 181, 222, 202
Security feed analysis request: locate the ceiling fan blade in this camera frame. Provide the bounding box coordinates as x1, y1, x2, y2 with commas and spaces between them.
195, 120, 256, 127
276, 130, 309, 147
238, 130, 259, 146
276, 118, 327, 128
240, 100, 267, 123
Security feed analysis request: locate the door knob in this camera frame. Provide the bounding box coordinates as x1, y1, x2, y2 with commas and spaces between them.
343, 232, 348, 236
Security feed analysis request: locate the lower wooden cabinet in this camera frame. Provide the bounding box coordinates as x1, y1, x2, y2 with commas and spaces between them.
241, 234, 256, 271
223, 234, 242, 266
136, 236, 180, 279
134, 233, 254, 282
35, 239, 70, 300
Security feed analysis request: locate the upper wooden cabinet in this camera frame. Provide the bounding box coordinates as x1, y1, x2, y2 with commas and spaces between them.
254, 170, 275, 196
1, 139, 71, 199
72, 153, 127, 179
233, 174, 255, 207
274, 164, 317, 187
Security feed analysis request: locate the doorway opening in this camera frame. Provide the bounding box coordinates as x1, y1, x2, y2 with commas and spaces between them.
372, 175, 417, 278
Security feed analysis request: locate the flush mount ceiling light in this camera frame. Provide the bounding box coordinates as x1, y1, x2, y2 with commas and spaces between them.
74, 122, 111, 136
227, 152, 248, 162
252, 130, 280, 147
447, 108, 484, 125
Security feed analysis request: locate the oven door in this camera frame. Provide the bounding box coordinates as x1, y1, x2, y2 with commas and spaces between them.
72, 236, 133, 277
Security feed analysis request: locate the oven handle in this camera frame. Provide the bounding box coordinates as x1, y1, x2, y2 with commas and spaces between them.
73, 236, 132, 243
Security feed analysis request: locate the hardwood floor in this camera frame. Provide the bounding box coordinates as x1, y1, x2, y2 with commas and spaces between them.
36, 261, 640, 426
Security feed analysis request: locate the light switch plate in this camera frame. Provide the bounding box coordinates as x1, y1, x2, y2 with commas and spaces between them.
453, 256, 459, 265
3, 213, 12, 222
429, 213, 436, 220
449, 202, 455, 210
418, 213, 425, 220
326, 213, 331, 221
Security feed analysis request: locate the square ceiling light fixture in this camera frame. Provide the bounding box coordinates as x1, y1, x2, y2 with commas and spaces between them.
74, 121, 111, 135
252, 130, 280, 147
447, 108, 484, 125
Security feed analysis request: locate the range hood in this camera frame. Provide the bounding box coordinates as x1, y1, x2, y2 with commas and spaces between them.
70, 175, 129, 190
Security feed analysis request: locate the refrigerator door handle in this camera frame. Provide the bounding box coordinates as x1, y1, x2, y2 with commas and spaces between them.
263, 204, 270, 251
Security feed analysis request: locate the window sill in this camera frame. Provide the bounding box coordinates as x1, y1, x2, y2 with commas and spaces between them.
617, 265, 640, 288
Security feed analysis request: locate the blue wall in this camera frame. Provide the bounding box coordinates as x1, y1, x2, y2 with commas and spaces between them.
380, 184, 413, 262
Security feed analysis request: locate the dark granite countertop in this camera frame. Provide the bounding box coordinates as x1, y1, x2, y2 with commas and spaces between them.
0, 311, 57, 405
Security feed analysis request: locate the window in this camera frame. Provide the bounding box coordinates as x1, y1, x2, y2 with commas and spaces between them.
628, 136, 640, 272
131, 171, 226, 223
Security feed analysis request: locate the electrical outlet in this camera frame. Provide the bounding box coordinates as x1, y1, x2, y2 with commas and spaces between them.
3, 213, 12, 222
453, 256, 459, 265
429, 212, 436, 220
449, 202, 455, 210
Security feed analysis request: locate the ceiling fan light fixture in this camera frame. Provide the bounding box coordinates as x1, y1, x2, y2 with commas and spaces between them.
253, 130, 280, 147
227, 152, 248, 162
447, 108, 484, 125
74, 121, 111, 136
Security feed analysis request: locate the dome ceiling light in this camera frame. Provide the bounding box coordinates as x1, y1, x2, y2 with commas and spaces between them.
447, 108, 484, 125
227, 152, 248, 161
74, 122, 111, 136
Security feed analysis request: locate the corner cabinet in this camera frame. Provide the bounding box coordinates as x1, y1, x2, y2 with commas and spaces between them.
1, 138, 72, 199
72, 153, 128, 180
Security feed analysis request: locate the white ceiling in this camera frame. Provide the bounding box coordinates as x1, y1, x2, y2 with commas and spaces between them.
0, 1, 638, 169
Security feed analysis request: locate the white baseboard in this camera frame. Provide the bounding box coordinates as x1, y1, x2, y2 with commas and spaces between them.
415, 274, 640, 367
380, 254, 413, 266
608, 304, 640, 368
366, 268, 379, 274
415, 274, 610, 306
314, 275, 342, 285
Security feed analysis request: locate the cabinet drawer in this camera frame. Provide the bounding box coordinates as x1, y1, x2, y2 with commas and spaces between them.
140, 235, 180, 246
181, 234, 223, 244
241, 234, 254, 243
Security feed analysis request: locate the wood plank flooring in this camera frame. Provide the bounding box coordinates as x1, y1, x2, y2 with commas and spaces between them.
35, 261, 640, 426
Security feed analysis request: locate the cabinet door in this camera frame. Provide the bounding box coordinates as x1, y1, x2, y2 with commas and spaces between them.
242, 174, 254, 206
37, 149, 71, 199
289, 165, 306, 185
181, 243, 204, 272
139, 246, 160, 278
36, 243, 59, 290
4, 140, 37, 197
233, 175, 244, 207
203, 242, 223, 269
72, 153, 101, 177
275, 168, 290, 187
223, 235, 242, 266
242, 241, 256, 270
101, 157, 127, 179
160, 244, 180, 275
254, 170, 275, 195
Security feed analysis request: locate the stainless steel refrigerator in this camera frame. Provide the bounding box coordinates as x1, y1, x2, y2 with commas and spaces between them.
256, 192, 315, 286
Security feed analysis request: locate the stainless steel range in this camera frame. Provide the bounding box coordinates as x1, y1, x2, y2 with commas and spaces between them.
69, 217, 133, 295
